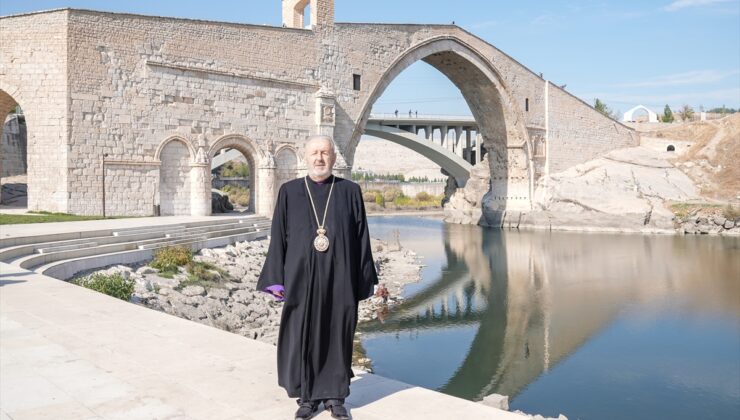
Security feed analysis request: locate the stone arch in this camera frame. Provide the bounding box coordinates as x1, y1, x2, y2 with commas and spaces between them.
347, 36, 533, 211
0, 82, 26, 207
275, 145, 299, 190
154, 135, 196, 162
158, 139, 192, 216
209, 134, 262, 214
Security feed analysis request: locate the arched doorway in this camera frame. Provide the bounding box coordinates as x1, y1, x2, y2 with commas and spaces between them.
275, 146, 298, 191
346, 37, 532, 215
0, 88, 27, 209
157, 137, 194, 216
208, 135, 261, 214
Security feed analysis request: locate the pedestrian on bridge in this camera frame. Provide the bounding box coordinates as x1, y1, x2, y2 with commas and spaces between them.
257, 135, 379, 420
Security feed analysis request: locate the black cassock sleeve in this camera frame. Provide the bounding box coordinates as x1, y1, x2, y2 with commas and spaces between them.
354, 185, 379, 301
256, 184, 288, 291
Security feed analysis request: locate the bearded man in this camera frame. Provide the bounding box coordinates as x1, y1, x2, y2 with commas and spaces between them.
257, 135, 378, 420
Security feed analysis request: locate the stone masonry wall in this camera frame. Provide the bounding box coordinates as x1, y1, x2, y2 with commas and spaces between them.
65, 10, 322, 215
0, 11, 69, 211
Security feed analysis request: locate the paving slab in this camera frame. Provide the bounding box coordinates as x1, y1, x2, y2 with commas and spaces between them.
0, 252, 526, 420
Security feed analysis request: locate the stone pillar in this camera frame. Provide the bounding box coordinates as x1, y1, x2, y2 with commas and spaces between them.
190, 163, 211, 216
440, 126, 447, 149
464, 129, 472, 163
454, 126, 463, 157
426, 125, 433, 142
190, 136, 212, 216
257, 165, 276, 217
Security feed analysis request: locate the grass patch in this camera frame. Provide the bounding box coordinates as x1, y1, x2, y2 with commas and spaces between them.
362, 188, 443, 210
669, 202, 739, 220
70, 273, 135, 301
0, 211, 131, 225
175, 261, 230, 291
150, 246, 192, 273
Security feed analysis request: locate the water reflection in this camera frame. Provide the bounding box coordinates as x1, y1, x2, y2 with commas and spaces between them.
361, 219, 740, 407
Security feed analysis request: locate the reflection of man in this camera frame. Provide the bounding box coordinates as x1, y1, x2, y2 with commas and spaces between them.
257, 135, 378, 420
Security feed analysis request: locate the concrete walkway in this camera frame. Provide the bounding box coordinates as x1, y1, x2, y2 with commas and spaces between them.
0, 214, 253, 240
0, 263, 524, 420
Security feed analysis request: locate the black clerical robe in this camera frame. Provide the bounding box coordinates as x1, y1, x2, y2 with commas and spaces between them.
256, 175, 378, 401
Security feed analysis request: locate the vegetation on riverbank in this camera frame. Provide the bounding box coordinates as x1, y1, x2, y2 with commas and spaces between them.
362, 187, 443, 210
669, 202, 740, 220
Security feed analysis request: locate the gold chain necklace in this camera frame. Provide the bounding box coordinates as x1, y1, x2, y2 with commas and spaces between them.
304, 175, 335, 252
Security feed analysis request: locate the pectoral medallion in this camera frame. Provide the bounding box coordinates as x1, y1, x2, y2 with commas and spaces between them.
313, 228, 329, 252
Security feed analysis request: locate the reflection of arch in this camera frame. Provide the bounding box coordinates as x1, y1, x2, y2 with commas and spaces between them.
346, 36, 532, 209
275, 145, 298, 190
623, 105, 658, 123
154, 136, 196, 162
208, 134, 262, 213
159, 139, 192, 215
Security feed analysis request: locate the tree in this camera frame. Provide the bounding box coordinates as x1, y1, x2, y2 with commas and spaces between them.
594, 98, 620, 120
662, 105, 675, 123
677, 104, 694, 122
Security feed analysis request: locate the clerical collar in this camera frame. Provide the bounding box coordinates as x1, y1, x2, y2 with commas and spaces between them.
309, 174, 333, 185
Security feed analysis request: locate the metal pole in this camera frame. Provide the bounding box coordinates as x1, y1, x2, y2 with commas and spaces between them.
102, 153, 108, 217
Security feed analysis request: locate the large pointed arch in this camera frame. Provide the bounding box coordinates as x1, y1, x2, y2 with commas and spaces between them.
345, 36, 533, 210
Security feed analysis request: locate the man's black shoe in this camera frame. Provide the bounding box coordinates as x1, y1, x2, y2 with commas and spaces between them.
294, 400, 319, 420
324, 399, 350, 420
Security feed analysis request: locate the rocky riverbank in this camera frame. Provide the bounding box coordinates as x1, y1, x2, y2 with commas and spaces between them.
73, 237, 423, 351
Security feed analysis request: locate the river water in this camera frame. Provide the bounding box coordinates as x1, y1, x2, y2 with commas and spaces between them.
363, 216, 740, 420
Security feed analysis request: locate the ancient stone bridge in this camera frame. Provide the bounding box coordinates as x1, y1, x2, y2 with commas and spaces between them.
0, 0, 637, 217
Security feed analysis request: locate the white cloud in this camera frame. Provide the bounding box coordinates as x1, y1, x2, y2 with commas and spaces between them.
613, 70, 740, 88
664, 0, 733, 12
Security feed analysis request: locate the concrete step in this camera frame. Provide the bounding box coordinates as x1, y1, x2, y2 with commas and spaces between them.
36, 242, 98, 254
38, 229, 269, 280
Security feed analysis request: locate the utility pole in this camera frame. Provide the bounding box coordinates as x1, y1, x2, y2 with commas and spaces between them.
102, 153, 109, 217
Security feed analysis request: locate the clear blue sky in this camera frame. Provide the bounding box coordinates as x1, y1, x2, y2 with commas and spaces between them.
2, 0, 738, 116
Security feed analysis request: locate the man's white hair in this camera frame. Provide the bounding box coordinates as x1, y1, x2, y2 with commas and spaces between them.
305, 134, 337, 155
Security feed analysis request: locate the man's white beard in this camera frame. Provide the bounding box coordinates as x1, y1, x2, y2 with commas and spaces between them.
308, 166, 333, 179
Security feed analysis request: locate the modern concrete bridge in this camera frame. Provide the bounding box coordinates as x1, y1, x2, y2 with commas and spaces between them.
213, 114, 480, 187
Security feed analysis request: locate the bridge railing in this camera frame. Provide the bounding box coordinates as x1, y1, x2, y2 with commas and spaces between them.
369, 112, 476, 121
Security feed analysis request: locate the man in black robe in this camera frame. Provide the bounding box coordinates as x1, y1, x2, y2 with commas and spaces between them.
257, 135, 378, 420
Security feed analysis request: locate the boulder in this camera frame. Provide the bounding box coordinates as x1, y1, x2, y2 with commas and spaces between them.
181, 285, 206, 297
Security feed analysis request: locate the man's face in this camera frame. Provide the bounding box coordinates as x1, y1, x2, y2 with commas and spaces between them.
305, 138, 336, 179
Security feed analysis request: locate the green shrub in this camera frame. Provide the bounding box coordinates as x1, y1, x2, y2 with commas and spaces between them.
374, 193, 385, 208
382, 187, 403, 202
72, 273, 135, 301
362, 192, 376, 203
150, 246, 192, 274
415, 191, 432, 201
220, 184, 250, 206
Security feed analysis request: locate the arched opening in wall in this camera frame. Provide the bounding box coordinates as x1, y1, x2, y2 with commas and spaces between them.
353, 39, 526, 218
0, 89, 28, 211
345, 37, 535, 221
275, 147, 298, 191
209, 137, 259, 215
159, 139, 192, 216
